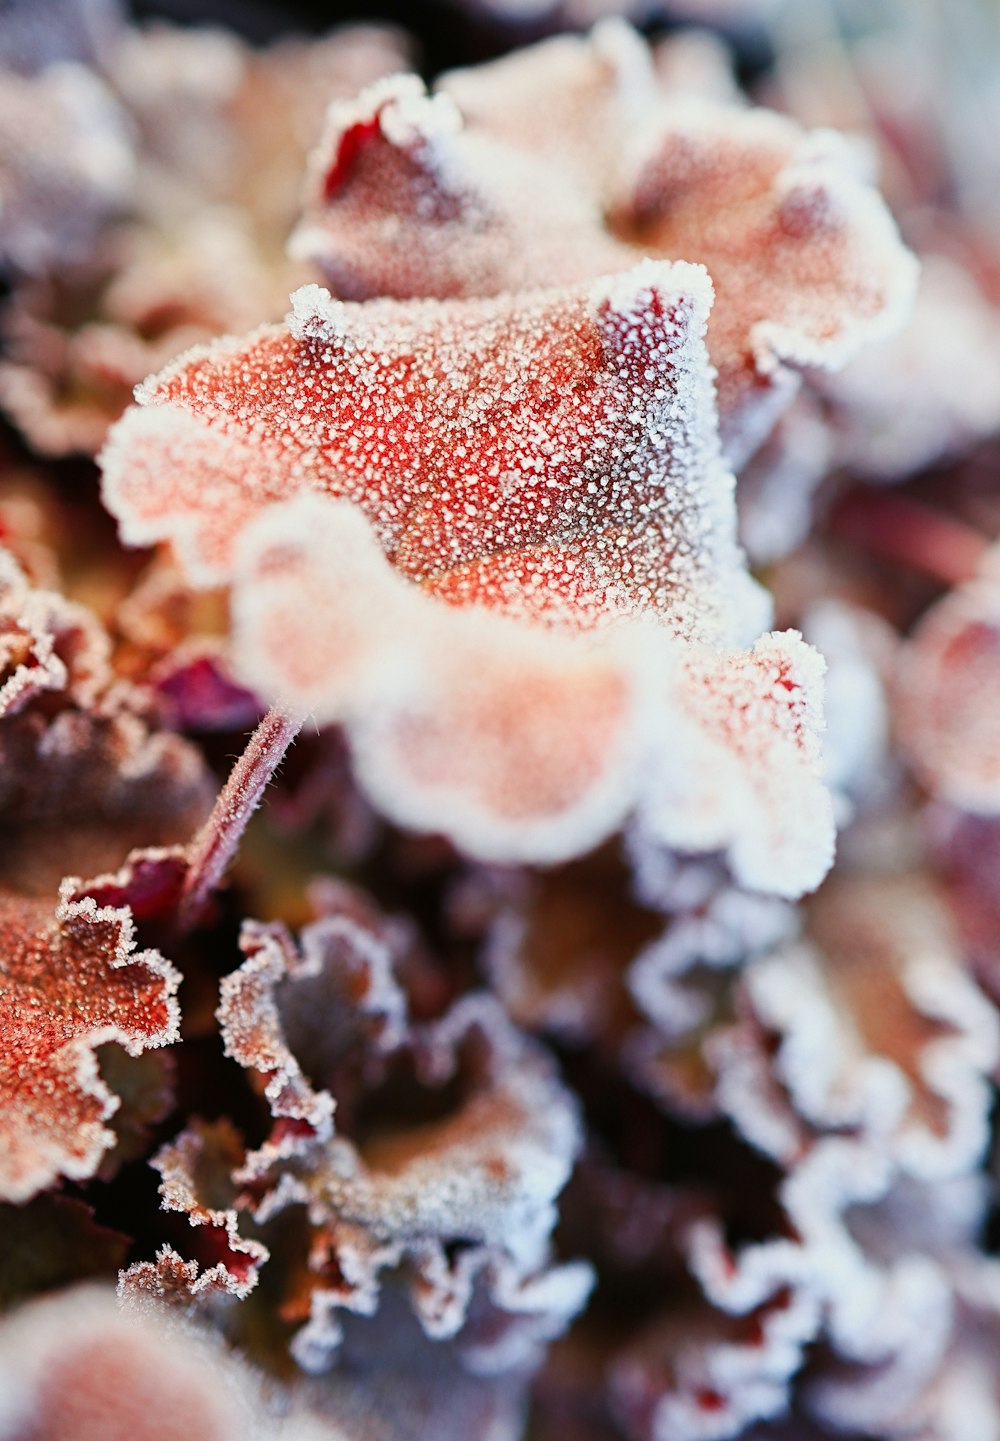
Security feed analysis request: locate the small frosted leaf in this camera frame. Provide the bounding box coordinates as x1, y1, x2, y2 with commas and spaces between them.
218, 912, 408, 1142
637, 630, 835, 898
0, 880, 180, 1203
123, 1119, 269, 1301
235, 981, 583, 1265
609, 1247, 820, 1441
306, 1002, 582, 1262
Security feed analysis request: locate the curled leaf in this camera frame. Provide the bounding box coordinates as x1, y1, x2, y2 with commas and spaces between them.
713, 875, 999, 1184
218, 901, 590, 1370
122, 1119, 269, 1302
0, 549, 212, 892
295, 23, 916, 462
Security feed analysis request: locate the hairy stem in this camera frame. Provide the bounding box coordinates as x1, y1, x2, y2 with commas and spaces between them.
179, 706, 301, 930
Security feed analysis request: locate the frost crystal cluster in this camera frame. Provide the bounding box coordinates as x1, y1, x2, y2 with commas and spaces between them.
2, 2, 1000, 1440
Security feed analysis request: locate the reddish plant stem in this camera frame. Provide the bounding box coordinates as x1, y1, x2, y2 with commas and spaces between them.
179, 706, 300, 931
831, 489, 990, 588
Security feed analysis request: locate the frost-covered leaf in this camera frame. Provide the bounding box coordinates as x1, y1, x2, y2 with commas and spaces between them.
295, 23, 916, 463
270, 999, 582, 1261
121, 1119, 269, 1303
713, 874, 998, 1184
218, 898, 590, 1371
101, 262, 756, 643
235, 983, 581, 1267
0, 548, 212, 892
0, 23, 411, 457
98, 264, 835, 890
0, 1285, 319, 1441
0, 879, 180, 1203
219, 913, 407, 1144
0, 61, 132, 276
